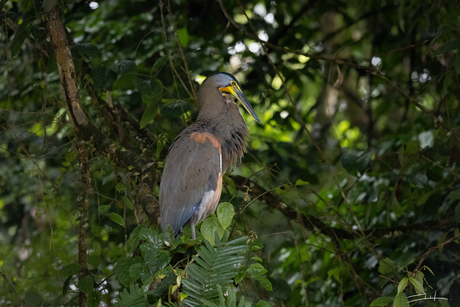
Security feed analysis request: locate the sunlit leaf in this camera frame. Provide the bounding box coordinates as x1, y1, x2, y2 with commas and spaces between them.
393, 292, 409, 307
217, 202, 234, 229
201, 216, 225, 245
140, 103, 157, 129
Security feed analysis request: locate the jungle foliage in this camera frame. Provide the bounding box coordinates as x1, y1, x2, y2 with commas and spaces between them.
1, 0, 460, 306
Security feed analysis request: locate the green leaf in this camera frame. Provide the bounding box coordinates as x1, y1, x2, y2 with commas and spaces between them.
88, 254, 101, 267
177, 27, 190, 47
217, 202, 234, 229
91, 66, 118, 89
433, 38, 460, 56
201, 299, 219, 307
115, 284, 146, 307
295, 179, 309, 186
201, 216, 225, 245
24, 292, 44, 307
62, 275, 72, 296
115, 182, 126, 192
114, 257, 133, 287
62, 263, 81, 276
393, 292, 409, 307
447, 189, 460, 200
110, 213, 125, 227
397, 277, 408, 293
427, 25, 460, 51
415, 271, 424, 289
455, 204, 460, 223
11, 18, 30, 57
140, 103, 157, 129
378, 258, 394, 274
255, 276, 272, 291
327, 267, 342, 281
163, 224, 175, 246
143, 246, 171, 275
246, 263, 268, 277
182, 236, 248, 306
78, 275, 94, 295
409, 277, 424, 294
369, 296, 394, 306
122, 196, 133, 210
227, 285, 236, 307
134, 78, 164, 104
357, 152, 372, 173
341, 153, 357, 173
255, 300, 271, 307
139, 228, 162, 247
111, 60, 136, 74
129, 263, 145, 279
99, 204, 111, 213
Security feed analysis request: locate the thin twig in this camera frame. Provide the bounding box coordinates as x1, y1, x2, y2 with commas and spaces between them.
411, 232, 460, 277
379, 274, 399, 284
166, 0, 197, 101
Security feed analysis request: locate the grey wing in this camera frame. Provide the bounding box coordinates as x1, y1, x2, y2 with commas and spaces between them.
159, 133, 222, 234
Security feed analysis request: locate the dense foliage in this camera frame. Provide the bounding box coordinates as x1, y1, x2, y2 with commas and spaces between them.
1, 0, 460, 306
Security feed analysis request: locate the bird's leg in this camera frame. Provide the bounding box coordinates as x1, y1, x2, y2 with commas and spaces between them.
191, 221, 196, 240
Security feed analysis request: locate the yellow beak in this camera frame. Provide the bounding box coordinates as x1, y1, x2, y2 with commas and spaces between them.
220, 84, 261, 124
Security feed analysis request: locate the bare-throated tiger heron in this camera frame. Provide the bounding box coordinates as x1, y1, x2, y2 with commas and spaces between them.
159, 73, 260, 239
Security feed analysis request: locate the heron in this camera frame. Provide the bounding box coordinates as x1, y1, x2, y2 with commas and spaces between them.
159, 72, 260, 239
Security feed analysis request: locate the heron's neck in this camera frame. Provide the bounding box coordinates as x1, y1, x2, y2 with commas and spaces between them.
195, 105, 249, 171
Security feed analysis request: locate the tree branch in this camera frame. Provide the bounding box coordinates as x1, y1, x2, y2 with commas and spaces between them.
232, 175, 457, 241
42, 0, 160, 224
411, 231, 460, 278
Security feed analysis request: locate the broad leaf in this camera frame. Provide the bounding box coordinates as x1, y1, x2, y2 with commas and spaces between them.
78, 275, 94, 295
409, 277, 424, 294
217, 202, 234, 229
433, 38, 460, 55
110, 213, 125, 227
122, 196, 133, 210
111, 60, 136, 74
91, 66, 117, 89
140, 103, 157, 129
11, 18, 30, 57
397, 277, 408, 293
341, 153, 357, 173
87, 254, 100, 267
62, 263, 81, 276
369, 296, 394, 306
114, 257, 134, 287
134, 78, 163, 104
201, 216, 225, 245
447, 189, 460, 200
393, 292, 409, 307
378, 258, 394, 274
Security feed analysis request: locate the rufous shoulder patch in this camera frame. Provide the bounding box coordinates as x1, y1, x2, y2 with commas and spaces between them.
190, 132, 222, 153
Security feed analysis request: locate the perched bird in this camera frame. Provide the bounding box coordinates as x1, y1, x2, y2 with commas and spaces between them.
159, 73, 260, 239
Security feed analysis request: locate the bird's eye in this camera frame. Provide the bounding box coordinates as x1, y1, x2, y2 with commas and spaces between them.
231, 81, 237, 87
